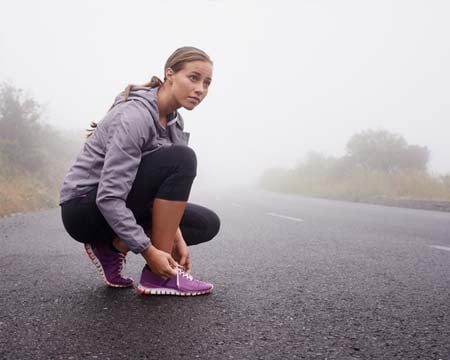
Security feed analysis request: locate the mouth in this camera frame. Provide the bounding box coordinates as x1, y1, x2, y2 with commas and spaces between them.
187, 96, 201, 104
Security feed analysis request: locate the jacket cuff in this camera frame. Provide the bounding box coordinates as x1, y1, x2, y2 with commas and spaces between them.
129, 236, 151, 254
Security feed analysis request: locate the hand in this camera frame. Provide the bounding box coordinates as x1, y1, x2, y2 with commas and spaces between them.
141, 245, 178, 279
172, 237, 192, 273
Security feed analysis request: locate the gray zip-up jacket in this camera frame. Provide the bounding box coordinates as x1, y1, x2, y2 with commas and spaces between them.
59, 86, 190, 253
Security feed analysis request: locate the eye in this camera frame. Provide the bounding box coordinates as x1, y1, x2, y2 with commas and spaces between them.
204, 80, 211, 88
188, 74, 198, 82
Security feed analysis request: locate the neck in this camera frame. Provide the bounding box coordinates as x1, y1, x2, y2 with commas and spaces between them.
157, 84, 179, 117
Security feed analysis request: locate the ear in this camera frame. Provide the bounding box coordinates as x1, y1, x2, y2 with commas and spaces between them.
165, 67, 175, 83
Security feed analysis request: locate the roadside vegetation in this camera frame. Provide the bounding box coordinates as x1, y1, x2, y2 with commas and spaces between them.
260, 130, 450, 202
0, 83, 82, 216
1, 82, 449, 216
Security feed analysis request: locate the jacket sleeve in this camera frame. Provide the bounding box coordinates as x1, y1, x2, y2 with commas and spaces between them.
95, 106, 151, 254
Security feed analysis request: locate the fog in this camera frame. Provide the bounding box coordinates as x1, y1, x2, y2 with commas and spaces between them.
1, 0, 449, 187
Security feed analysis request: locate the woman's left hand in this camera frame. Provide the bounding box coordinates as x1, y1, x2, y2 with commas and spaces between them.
172, 230, 192, 273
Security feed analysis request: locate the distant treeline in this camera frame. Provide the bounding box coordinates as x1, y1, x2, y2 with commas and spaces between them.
2, 82, 449, 216
260, 130, 450, 201
0, 83, 82, 216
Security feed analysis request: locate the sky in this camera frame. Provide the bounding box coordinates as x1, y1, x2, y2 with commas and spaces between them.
0, 0, 449, 186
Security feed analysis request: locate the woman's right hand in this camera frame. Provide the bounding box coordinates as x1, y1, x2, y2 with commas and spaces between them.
141, 245, 178, 279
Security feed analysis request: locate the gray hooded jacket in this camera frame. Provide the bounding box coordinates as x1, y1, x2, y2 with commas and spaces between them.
59, 86, 190, 253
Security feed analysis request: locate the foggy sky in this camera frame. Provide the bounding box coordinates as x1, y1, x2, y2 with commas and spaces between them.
0, 0, 449, 186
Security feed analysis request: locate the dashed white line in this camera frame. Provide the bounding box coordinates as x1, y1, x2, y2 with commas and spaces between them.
231, 203, 244, 208
266, 212, 304, 222
429, 245, 450, 252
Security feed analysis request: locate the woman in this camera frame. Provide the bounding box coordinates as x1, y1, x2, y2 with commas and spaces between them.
60, 46, 220, 296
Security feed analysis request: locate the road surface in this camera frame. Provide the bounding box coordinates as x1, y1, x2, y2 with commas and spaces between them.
1, 187, 449, 359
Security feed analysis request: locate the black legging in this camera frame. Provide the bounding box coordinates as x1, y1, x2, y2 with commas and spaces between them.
60, 145, 220, 248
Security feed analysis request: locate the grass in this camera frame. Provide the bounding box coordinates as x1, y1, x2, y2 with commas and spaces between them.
0, 175, 60, 217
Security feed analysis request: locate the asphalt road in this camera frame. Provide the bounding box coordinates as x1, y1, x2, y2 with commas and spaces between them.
1, 187, 449, 360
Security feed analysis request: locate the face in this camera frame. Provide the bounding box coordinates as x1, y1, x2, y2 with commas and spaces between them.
166, 60, 213, 110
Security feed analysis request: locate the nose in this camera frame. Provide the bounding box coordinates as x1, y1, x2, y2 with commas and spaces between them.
194, 83, 206, 96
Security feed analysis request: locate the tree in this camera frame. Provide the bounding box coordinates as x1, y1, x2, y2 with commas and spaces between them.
0, 83, 45, 176
346, 129, 429, 172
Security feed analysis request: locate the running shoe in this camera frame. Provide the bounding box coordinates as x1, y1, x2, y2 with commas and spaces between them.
84, 243, 133, 288
137, 265, 213, 296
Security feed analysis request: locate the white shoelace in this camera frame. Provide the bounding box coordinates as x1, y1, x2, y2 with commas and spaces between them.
176, 265, 193, 289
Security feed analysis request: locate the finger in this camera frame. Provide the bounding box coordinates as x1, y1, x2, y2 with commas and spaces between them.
167, 267, 177, 277
179, 254, 187, 267
157, 268, 169, 279
160, 265, 173, 279
168, 256, 179, 269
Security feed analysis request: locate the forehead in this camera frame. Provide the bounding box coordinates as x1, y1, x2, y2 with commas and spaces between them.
182, 61, 213, 78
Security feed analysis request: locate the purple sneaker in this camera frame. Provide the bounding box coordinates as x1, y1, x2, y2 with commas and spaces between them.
137, 265, 213, 296
84, 243, 133, 288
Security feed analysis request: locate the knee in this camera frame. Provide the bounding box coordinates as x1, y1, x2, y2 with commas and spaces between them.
171, 145, 197, 174
205, 209, 221, 241
181, 205, 221, 246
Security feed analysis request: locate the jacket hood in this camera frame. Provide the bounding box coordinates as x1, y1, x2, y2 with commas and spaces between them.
111, 86, 184, 129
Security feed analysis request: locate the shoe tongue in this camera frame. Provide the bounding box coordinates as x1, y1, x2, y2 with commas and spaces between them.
180, 270, 193, 281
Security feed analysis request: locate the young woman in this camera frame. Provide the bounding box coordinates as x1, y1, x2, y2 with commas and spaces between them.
60, 46, 220, 296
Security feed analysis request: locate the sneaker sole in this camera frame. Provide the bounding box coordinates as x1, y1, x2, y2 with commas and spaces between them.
136, 284, 213, 296
84, 244, 133, 288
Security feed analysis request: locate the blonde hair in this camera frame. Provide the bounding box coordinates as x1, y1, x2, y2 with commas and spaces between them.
86, 47, 212, 138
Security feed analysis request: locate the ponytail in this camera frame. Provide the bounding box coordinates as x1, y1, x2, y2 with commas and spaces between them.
86, 76, 164, 138
86, 46, 212, 138
85, 121, 97, 138
124, 75, 163, 101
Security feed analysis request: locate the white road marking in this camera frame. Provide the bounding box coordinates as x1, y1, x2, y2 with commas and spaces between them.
429, 245, 450, 252
266, 212, 304, 222
231, 202, 244, 208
